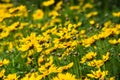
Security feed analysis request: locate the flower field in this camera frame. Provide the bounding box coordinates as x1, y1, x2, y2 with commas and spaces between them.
0, 0, 120, 80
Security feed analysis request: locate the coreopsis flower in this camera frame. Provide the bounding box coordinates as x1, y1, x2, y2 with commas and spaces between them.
52, 72, 77, 80
102, 52, 110, 62
42, 0, 55, 7
80, 52, 97, 64
0, 60, 3, 67
112, 12, 120, 17
21, 72, 42, 80
81, 37, 95, 47
109, 39, 118, 44
87, 59, 104, 68
4, 73, 19, 80
3, 59, 9, 65
54, 1, 63, 11
86, 11, 98, 18
83, 3, 93, 11
70, 6, 79, 10
0, 69, 5, 78
32, 9, 44, 20
87, 68, 108, 79
109, 77, 115, 80
85, 52, 97, 60
89, 20, 95, 25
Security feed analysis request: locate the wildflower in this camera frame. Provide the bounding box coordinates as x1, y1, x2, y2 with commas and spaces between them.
112, 12, 120, 17
0, 69, 5, 78
0, 60, 3, 66
32, 9, 44, 20
80, 52, 96, 64
89, 20, 95, 25
109, 39, 118, 44
42, 0, 55, 7
52, 72, 77, 80
87, 59, 104, 68
49, 11, 59, 18
83, 3, 93, 11
81, 37, 95, 47
87, 68, 108, 79
79, 30, 86, 35
54, 1, 63, 11
70, 6, 79, 10
16, 5, 28, 17
21, 72, 42, 80
109, 77, 115, 80
3, 59, 9, 65
4, 73, 19, 80
86, 11, 98, 18
7, 42, 13, 51
102, 52, 110, 62
85, 52, 97, 60
38, 55, 44, 66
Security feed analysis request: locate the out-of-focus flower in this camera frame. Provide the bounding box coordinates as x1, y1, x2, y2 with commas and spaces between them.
1, 0, 10, 3
32, 9, 44, 20
4, 73, 19, 80
0, 69, 5, 78
3, 59, 9, 65
109, 39, 118, 44
112, 12, 120, 17
52, 72, 77, 80
42, 0, 55, 7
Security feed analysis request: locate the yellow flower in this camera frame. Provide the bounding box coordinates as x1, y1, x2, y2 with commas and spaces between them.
85, 52, 97, 60
32, 9, 44, 20
42, 0, 55, 7
81, 37, 95, 47
87, 59, 104, 68
4, 73, 19, 80
0, 69, 5, 78
52, 72, 77, 80
70, 6, 79, 10
3, 59, 9, 65
109, 39, 118, 44
80, 52, 97, 64
102, 52, 110, 62
112, 12, 120, 17
0, 60, 3, 67
109, 77, 115, 80
86, 11, 98, 18
21, 72, 42, 80
54, 1, 63, 11
87, 69, 108, 79
89, 20, 95, 25
83, 3, 93, 11
49, 11, 59, 18
38, 55, 44, 66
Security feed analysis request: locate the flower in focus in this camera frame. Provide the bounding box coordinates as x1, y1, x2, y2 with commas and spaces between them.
32, 9, 44, 20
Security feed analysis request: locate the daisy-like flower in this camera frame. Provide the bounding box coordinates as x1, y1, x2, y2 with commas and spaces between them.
42, 0, 55, 7
52, 72, 77, 80
32, 9, 44, 20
